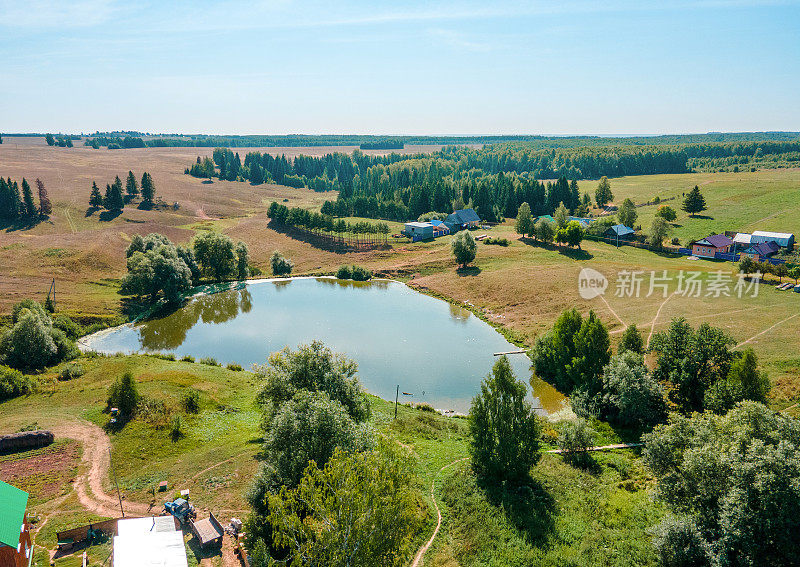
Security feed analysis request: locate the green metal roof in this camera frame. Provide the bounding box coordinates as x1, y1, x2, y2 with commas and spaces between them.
0, 480, 28, 548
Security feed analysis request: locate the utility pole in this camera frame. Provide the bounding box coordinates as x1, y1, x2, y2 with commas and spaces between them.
394, 385, 399, 420
109, 448, 125, 517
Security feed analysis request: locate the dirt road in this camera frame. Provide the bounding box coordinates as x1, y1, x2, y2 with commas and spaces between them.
52, 419, 152, 518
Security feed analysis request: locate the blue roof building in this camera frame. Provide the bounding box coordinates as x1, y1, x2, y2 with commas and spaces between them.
604, 224, 635, 239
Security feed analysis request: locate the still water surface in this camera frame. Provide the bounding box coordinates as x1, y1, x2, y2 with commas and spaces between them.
83, 278, 566, 414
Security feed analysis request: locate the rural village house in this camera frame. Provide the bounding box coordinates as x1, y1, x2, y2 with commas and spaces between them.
0, 481, 32, 567
691, 234, 733, 258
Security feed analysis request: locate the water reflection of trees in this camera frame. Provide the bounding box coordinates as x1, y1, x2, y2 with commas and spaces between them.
317, 277, 389, 291
138, 288, 253, 350
448, 302, 471, 323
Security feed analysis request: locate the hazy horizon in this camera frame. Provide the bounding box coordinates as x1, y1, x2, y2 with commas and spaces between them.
2, 0, 799, 135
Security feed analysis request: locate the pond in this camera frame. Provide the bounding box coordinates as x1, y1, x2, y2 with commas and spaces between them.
83, 278, 567, 414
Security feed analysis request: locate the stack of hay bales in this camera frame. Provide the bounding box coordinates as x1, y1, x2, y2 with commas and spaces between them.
0, 430, 54, 452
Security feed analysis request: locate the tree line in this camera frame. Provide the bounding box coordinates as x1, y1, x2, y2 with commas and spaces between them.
45, 133, 75, 147
89, 171, 156, 211
0, 176, 52, 222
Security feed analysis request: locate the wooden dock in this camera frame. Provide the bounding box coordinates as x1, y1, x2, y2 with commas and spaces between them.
546, 442, 642, 454
493, 349, 527, 356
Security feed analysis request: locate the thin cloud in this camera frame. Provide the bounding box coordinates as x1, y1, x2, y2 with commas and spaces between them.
0, 0, 118, 28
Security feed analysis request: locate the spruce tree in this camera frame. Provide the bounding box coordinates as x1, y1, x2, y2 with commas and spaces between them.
36, 178, 52, 216
21, 178, 36, 218
140, 172, 155, 208
104, 182, 123, 211
0, 178, 17, 219
682, 185, 707, 217
595, 176, 613, 208
89, 182, 103, 208
125, 171, 139, 200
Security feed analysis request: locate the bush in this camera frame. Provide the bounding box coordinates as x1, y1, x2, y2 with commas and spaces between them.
226, 362, 243, 371
170, 415, 185, 441
199, 357, 220, 366
180, 355, 195, 363
484, 237, 509, 246
271, 251, 293, 276
451, 230, 477, 268
350, 265, 372, 281
336, 265, 352, 279
107, 372, 140, 418
556, 418, 595, 466
59, 363, 85, 381
181, 389, 201, 413
52, 314, 83, 340
151, 352, 176, 361
416, 402, 437, 413
0, 365, 34, 401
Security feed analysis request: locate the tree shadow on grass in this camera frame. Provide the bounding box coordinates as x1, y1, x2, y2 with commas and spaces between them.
98, 209, 122, 222
85, 206, 99, 217
456, 266, 482, 276
688, 214, 714, 220
519, 237, 594, 260
0, 217, 44, 232
478, 475, 556, 546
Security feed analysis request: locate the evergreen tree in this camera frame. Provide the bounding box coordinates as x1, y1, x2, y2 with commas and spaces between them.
619, 324, 644, 355
21, 178, 36, 218
141, 172, 155, 207
0, 178, 20, 219
125, 171, 139, 200
682, 185, 707, 217
45, 134, 55, 146
104, 182, 124, 211
569, 179, 580, 213
36, 178, 52, 216
89, 182, 103, 208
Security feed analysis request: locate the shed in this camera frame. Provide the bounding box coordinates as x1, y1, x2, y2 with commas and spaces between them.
403, 222, 434, 240
0, 481, 31, 567
604, 224, 635, 240
429, 219, 450, 236
691, 234, 733, 258
733, 232, 752, 252
444, 209, 481, 232
751, 231, 795, 249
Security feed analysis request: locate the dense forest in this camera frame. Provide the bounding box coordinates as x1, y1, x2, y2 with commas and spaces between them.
185, 137, 800, 222
85, 130, 800, 149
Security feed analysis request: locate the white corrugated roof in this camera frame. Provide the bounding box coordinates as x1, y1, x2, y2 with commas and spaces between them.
117, 516, 177, 536
733, 233, 752, 244
752, 230, 793, 239
114, 517, 187, 567
405, 222, 433, 228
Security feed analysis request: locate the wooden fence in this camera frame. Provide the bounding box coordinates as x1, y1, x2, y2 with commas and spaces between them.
56, 518, 122, 543
286, 226, 388, 251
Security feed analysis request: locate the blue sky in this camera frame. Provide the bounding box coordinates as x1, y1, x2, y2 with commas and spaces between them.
1, 0, 798, 135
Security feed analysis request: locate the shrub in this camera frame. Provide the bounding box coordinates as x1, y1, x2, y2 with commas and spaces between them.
151, 352, 176, 361
0, 365, 34, 401
181, 389, 201, 413
484, 237, 509, 246
556, 418, 596, 466
180, 355, 195, 363
336, 265, 352, 279
199, 357, 220, 366
416, 402, 437, 413
52, 314, 83, 340
170, 415, 185, 441
59, 363, 85, 381
107, 372, 140, 418
350, 265, 372, 281
271, 251, 293, 276
226, 362, 243, 371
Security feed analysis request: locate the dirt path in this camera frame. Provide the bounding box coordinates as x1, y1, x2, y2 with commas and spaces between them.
734, 313, 799, 349
410, 457, 469, 567
546, 442, 642, 454
52, 419, 152, 518
646, 292, 677, 349
598, 294, 626, 328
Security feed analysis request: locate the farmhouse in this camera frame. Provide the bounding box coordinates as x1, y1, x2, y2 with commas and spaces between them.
691, 234, 733, 258
0, 481, 32, 567
444, 209, 481, 232
604, 224, 635, 241
429, 219, 450, 237
113, 516, 187, 567
732, 232, 752, 253
741, 241, 781, 262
